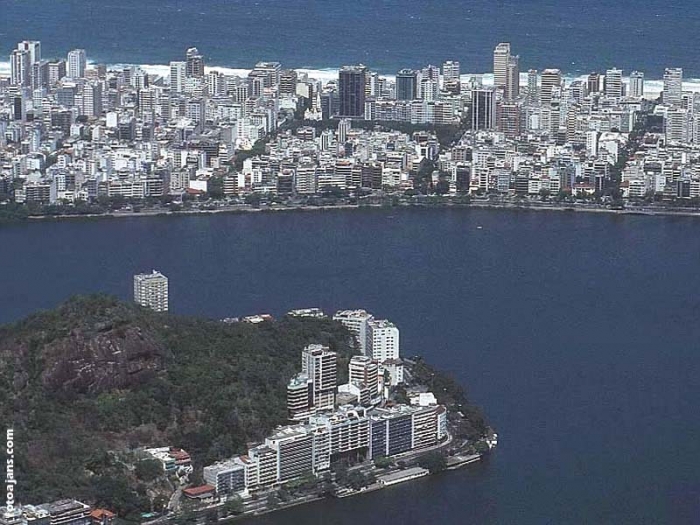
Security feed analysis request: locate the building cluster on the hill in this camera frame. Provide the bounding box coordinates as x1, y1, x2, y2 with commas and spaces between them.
0, 499, 114, 525
2, 40, 699, 209
0, 445, 196, 525
200, 309, 447, 499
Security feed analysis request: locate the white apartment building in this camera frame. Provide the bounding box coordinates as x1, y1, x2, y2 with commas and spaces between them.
301, 344, 337, 411
333, 309, 374, 355
133, 270, 169, 312
366, 319, 400, 362
349, 355, 380, 394
67, 49, 86, 79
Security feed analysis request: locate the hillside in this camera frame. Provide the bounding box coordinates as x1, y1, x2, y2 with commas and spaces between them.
0, 295, 356, 516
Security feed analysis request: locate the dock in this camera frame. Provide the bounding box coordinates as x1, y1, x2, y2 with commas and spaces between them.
377, 467, 429, 486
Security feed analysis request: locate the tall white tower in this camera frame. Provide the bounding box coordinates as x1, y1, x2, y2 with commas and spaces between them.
663, 68, 683, 106
629, 71, 644, 98
67, 49, 87, 79
301, 344, 337, 411
604, 68, 623, 98
17, 41, 41, 65
170, 61, 186, 93
493, 42, 511, 93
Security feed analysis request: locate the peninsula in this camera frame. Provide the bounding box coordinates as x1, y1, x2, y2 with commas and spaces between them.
0, 295, 494, 523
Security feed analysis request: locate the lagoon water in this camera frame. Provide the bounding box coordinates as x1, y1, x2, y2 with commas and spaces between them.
1, 208, 700, 523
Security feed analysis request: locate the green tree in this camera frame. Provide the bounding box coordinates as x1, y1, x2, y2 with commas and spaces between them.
418, 451, 447, 474
374, 456, 394, 469
222, 495, 243, 516
134, 459, 163, 482
266, 493, 280, 510
435, 179, 451, 195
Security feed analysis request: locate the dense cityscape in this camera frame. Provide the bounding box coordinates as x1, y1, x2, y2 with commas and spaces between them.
2, 41, 700, 222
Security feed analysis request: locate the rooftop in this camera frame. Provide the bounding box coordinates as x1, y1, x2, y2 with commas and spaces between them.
182, 485, 215, 498
378, 466, 429, 484
134, 270, 167, 281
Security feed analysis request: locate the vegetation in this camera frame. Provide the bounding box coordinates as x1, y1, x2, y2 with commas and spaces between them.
417, 451, 447, 474
373, 456, 394, 469
0, 295, 356, 513
409, 357, 489, 441
134, 460, 163, 482
221, 495, 244, 516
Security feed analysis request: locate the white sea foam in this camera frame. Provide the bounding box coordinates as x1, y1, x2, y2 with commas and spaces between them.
0, 60, 697, 98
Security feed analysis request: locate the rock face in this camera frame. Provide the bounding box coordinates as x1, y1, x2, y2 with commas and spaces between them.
39, 325, 167, 394
0, 295, 169, 396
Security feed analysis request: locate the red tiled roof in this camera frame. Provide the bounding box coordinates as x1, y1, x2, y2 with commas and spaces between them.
183, 485, 215, 497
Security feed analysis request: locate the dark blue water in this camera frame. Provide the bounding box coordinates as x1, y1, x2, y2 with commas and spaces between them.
2, 0, 700, 76
1, 208, 700, 524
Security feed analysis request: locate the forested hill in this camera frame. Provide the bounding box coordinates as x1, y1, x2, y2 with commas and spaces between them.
0, 295, 356, 510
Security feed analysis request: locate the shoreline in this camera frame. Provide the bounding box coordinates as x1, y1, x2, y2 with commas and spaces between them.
5, 200, 700, 226
220, 453, 486, 523
0, 60, 692, 95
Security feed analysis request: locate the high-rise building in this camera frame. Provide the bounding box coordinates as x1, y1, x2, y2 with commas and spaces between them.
338, 65, 367, 117
420, 76, 439, 101
17, 40, 41, 65
48, 60, 66, 85
442, 60, 460, 82
365, 71, 379, 97
604, 68, 623, 98
138, 87, 157, 121
396, 69, 418, 101
629, 71, 644, 98
506, 55, 520, 101
309, 406, 370, 457
493, 42, 511, 92
369, 406, 414, 458
10, 50, 30, 86
527, 69, 538, 105
133, 270, 169, 312
279, 69, 298, 95
185, 47, 205, 78
349, 355, 380, 394
665, 107, 688, 143
80, 82, 102, 117
267, 426, 314, 483
301, 344, 337, 411
663, 67, 683, 106
333, 309, 374, 355
287, 373, 314, 421
203, 460, 246, 495
169, 61, 186, 93
252, 61, 282, 88
499, 103, 521, 139
366, 319, 400, 363
295, 163, 318, 194
67, 49, 87, 79
337, 118, 351, 143
587, 72, 600, 94
471, 87, 497, 130
540, 69, 562, 106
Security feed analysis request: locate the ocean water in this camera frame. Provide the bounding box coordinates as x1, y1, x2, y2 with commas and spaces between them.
2, 0, 700, 78
1, 208, 700, 524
